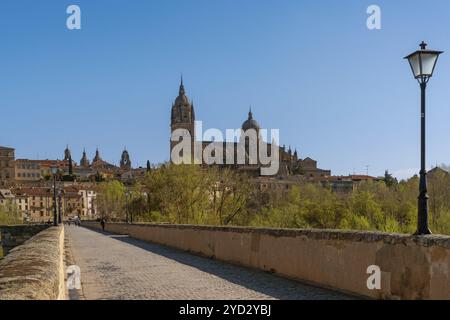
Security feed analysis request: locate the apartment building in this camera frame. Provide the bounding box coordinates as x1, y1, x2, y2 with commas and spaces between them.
0, 146, 15, 187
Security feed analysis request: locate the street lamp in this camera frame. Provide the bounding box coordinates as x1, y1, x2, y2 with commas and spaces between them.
57, 189, 63, 224
125, 191, 131, 223
405, 42, 443, 235
50, 166, 58, 226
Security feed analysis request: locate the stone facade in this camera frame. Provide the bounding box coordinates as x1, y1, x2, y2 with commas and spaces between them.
0, 224, 50, 256
169, 79, 331, 178
0, 147, 15, 187
0, 226, 65, 300
0, 186, 97, 223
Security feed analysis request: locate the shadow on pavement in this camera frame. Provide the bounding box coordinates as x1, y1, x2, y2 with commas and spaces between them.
83, 226, 358, 300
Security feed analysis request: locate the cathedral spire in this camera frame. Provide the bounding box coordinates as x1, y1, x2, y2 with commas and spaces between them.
64, 145, 71, 161
93, 148, 101, 163
179, 75, 185, 95
248, 106, 253, 120
120, 148, 131, 170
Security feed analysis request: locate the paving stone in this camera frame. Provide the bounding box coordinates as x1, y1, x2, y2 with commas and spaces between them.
66, 226, 354, 300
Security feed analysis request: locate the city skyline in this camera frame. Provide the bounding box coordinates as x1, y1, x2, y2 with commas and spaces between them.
2, 1, 450, 179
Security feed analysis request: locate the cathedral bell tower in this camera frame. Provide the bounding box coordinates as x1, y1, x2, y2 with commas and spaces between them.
120, 148, 132, 170
170, 77, 196, 163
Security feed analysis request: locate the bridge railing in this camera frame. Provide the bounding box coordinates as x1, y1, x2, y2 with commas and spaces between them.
84, 221, 450, 300
0, 226, 65, 300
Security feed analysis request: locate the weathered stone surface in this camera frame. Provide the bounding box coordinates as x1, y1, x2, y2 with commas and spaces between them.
0, 226, 65, 300
0, 224, 50, 256
67, 227, 352, 300
85, 222, 450, 248
83, 222, 450, 300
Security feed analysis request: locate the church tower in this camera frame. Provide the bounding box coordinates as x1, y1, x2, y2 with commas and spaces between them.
93, 148, 102, 163
120, 148, 132, 170
170, 77, 195, 162
64, 145, 72, 161
241, 108, 261, 165
80, 148, 90, 168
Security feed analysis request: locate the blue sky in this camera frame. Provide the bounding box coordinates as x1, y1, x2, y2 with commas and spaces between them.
1, 0, 450, 179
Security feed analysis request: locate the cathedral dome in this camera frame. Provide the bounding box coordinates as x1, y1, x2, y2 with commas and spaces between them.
175, 94, 190, 106
242, 109, 260, 131
171, 77, 195, 124
174, 77, 191, 106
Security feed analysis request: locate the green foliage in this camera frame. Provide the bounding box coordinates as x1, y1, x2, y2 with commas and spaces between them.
96, 181, 127, 220
97, 163, 450, 235
140, 164, 252, 225
384, 170, 398, 188
0, 200, 22, 225
250, 176, 450, 235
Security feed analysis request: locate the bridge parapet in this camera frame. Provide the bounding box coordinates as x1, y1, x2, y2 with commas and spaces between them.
84, 221, 450, 300
0, 224, 50, 256
0, 226, 65, 300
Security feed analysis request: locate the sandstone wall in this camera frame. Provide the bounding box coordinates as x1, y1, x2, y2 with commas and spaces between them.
0, 226, 65, 300
85, 222, 450, 300
0, 224, 50, 256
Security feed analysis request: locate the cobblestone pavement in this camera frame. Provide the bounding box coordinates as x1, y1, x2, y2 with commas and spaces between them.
66, 226, 355, 300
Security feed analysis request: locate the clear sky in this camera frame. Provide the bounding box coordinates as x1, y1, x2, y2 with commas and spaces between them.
1, 0, 449, 179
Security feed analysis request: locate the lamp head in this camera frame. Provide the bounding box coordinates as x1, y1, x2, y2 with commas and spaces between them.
405, 42, 443, 83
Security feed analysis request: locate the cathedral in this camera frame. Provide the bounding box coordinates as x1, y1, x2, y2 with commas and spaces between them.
170, 78, 331, 178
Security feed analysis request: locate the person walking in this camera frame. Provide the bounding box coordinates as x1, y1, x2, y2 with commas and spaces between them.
100, 218, 106, 231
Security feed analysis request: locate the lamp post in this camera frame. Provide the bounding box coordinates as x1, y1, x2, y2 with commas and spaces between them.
57, 189, 63, 224
405, 42, 443, 235
50, 166, 58, 226
125, 191, 131, 223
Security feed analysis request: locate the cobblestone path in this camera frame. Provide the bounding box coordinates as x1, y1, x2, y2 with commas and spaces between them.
66, 226, 355, 300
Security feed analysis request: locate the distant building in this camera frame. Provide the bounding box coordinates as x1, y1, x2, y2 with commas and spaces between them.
80, 148, 90, 168
120, 149, 132, 170
0, 146, 15, 187
169, 78, 330, 178
0, 189, 15, 206
9, 185, 97, 222
321, 175, 382, 193
428, 166, 449, 179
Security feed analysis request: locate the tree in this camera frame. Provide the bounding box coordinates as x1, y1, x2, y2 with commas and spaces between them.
0, 200, 21, 225
142, 164, 210, 224
96, 181, 127, 221
384, 170, 398, 187
68, 155, 73, 176
428, 168, 450, 234
141, 164, 252, 225
208, 167, 252, 225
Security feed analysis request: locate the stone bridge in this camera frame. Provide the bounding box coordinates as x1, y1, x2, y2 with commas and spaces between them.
0, 223, 449, 300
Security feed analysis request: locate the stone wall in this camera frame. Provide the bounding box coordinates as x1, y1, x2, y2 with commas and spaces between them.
84, 222, 450, 300
0, 226, 65, 300
0, 224, 50, 256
